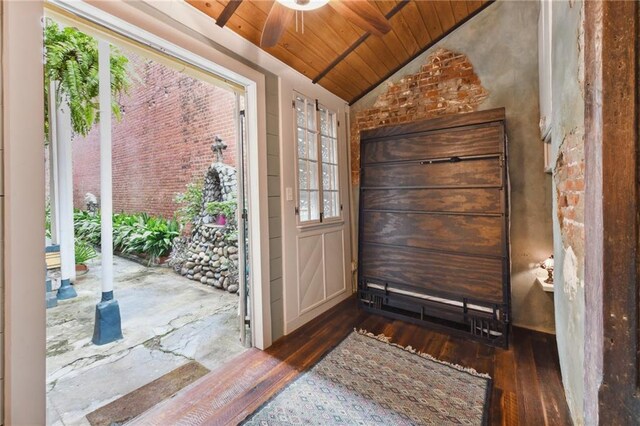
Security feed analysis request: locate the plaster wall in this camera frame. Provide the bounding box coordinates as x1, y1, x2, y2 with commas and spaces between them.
351, 1, 555, 333
549, 1, 586, 424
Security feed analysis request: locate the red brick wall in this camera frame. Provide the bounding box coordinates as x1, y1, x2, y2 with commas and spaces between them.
72, 50, 238, 219
350, 48, 488, 184
555, 131, 585, 260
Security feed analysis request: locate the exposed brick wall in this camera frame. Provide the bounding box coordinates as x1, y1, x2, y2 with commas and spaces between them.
72, 50, 238, 219
555, 130, 585, 263
350, 48, 488, 184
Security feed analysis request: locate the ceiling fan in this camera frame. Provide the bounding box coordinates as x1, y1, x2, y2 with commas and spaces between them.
260, 0, 392, 48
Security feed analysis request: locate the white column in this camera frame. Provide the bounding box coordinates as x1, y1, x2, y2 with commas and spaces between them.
48, 81, 61, 246
56, 96, 76, 283
99, 39, 114, 294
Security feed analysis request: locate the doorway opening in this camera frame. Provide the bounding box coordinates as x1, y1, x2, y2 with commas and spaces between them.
43, 11, 253, 425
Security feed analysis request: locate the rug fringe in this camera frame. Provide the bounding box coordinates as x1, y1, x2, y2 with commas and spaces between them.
354, 328, 492, 380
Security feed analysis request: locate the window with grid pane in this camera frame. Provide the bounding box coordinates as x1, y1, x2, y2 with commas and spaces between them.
294, 94, 340, 224
295, 95, 320, 222
319, 105, 339, 219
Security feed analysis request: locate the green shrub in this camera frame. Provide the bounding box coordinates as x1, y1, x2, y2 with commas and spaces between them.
73, 210, 179, 264
225, 230, 238, 243
74, 210, 102, 245
174, 180, 203, 227
123, 216, 180, 264
206, 199, 237, 219
75, 238, 97, 265
45, 202, 52, 239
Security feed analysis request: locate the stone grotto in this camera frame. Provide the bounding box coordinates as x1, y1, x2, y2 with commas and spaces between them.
171, 137, 240, 293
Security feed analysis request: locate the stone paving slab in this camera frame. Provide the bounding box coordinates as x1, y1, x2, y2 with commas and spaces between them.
46, 255, 245, 426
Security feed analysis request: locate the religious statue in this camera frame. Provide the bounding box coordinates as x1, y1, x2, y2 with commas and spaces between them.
211, 136, 227, 163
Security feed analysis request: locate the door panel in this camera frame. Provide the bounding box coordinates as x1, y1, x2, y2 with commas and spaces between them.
282, 92, 351, 335
324, 229, 346, 299
297, 234, 325, 313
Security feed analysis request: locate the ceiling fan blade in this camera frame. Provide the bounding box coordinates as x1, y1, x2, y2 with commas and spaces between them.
328, 0, 392, 36
261, 2, 295, 48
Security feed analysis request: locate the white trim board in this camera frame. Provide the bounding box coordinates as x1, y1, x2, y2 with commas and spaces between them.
3, 2, 47, 424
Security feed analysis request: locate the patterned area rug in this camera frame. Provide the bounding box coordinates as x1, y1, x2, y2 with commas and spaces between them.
242, 330, 491, 425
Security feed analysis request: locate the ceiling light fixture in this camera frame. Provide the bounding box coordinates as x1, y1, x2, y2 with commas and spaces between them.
275, 0, 329, 34
276, 0, 330, 11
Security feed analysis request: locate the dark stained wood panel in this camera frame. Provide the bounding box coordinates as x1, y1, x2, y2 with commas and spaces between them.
130, 298, 571, 426
362, 108, 506, 139
362, 157, 502, 188
361, 243, 504, 303
362, 211, 503, 256
358, 108, 509, 346
186, 0, 494, 103
362, 123, 504, 164
361, 187, 503, 214
583, 1, 640, 421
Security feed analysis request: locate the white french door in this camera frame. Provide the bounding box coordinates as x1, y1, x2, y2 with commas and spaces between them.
282, 91, 352, 334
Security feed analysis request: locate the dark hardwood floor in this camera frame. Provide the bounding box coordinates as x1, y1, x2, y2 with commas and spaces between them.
130, 297, 571, 425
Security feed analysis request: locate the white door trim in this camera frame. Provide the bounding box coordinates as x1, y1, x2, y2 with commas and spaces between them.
3, 2, 47, 424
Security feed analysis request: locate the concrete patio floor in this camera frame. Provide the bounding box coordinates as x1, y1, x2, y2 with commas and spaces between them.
46, 255, 245, 426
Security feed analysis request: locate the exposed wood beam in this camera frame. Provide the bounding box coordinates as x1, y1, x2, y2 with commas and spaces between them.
312, 0, 410, 85
347, 0, 496, 105
215, 0, 243, 28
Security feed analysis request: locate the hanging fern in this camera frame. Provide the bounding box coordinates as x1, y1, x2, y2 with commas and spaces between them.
44, 19, 130, 140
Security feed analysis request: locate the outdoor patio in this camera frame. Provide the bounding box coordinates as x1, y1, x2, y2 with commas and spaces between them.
46, 254, 245, 426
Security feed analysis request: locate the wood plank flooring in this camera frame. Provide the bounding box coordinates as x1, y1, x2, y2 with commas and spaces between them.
130, 297, 571, 425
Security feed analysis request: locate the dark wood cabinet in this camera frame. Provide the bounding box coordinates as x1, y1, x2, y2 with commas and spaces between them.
358, 108, 510, 347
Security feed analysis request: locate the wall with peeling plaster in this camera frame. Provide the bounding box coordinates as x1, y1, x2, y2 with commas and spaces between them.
351, 1, 555, 333
550, 0, 586, 424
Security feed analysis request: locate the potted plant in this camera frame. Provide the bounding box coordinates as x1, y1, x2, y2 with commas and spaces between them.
75, 238, 97, 275
206, 199, 237, 226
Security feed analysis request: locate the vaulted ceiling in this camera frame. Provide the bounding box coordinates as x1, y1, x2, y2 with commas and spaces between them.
186, 0, 493, 104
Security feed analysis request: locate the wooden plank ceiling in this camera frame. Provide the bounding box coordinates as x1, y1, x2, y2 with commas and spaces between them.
186, 0, 493, 104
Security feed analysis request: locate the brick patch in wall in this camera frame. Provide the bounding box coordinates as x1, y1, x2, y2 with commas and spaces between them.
554, 129, 585, 262
71, 50, 238, 219
350, 48, 488, 184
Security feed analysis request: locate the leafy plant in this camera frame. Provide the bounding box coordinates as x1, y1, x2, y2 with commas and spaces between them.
73, 210, 179, 264
74, 210, 102, 245
225, 230, 238, 243
45, 202, 52, 239
174, 179, 203, 227
75, 238, 97, 265
124, 217, 180, 264
206, 199, 237, 219
44, 19, 130, 140
112, 213, 145, 252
